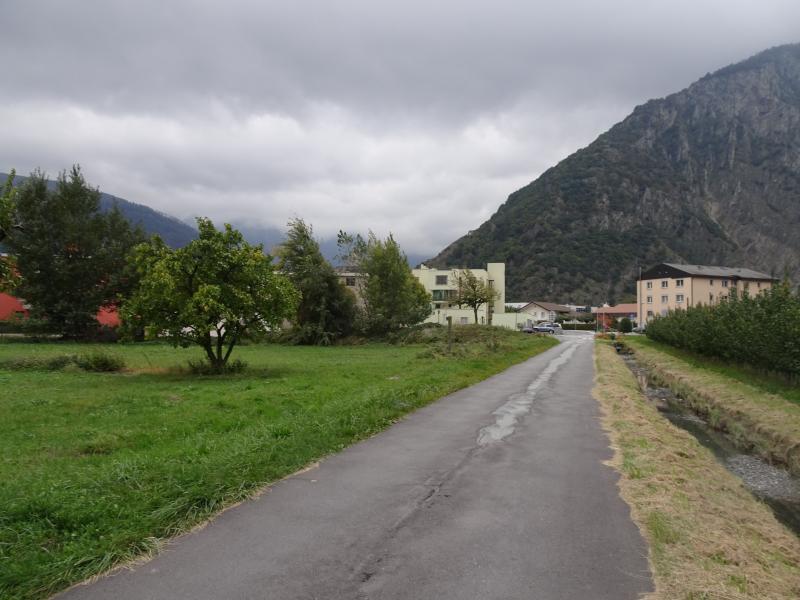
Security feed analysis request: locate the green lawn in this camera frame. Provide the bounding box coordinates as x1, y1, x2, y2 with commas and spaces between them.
0, 333, 556, 599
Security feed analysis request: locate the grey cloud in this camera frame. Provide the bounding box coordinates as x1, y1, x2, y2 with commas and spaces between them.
1, 1, 799, 255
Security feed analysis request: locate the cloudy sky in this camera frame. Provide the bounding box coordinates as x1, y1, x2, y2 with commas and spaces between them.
2, 1, 799, 255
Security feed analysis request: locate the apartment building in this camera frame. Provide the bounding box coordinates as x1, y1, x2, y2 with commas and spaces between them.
637, 263, 776, 325
412, 263, 505, 325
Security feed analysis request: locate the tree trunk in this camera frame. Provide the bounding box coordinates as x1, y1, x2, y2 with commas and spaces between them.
473, 306, 479, 324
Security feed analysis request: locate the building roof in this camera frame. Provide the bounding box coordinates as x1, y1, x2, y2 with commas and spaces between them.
592, 303, 638, 315
643, 263, 775, 281
522, 301, 571, 313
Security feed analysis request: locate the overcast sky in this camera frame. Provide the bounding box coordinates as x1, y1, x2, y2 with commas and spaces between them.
2, 1, 799, 255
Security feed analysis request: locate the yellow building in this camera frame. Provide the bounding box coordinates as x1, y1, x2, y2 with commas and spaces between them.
637, 263, 776, 325
412, 263, 505, 325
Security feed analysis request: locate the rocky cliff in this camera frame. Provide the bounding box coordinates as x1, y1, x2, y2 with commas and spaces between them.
431, 44, 800, 303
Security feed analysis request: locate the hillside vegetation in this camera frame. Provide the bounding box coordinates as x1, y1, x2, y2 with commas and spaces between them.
432, 43, 800, 303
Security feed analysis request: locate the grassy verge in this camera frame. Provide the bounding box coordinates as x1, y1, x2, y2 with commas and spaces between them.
594, 341, 800, 599
0, 330, 556, 600
624, 337, 800, 475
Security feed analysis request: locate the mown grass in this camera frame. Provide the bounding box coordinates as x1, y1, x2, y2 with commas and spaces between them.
0, 331, 556, 600
624, 336, 800, 475
594, 341, 800, 599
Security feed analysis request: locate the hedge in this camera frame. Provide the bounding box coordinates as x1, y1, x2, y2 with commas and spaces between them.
645, 283, 800, 377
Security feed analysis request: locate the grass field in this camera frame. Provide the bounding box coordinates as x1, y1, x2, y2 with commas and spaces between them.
594, 341, 800, 599
629, 336, 800, 407
624, 336, 800, 475
0, 331, 556, 599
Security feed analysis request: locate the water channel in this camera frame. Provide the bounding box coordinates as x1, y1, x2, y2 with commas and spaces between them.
619, 351, 800, 536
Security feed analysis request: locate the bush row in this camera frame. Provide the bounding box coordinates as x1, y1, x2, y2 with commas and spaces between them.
1, 351, 125, 372
645, 284, 800, 377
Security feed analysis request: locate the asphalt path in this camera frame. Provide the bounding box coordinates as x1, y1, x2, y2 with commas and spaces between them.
59, 331, 653, 600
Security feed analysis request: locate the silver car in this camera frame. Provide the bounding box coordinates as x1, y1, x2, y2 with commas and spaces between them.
532, 322, 563, 334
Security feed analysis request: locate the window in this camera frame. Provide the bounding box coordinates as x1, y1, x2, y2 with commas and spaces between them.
345, 277, 356, 287
646, 295, 652, 304
661, 309, 668, 316
432, 290, 456, 301
722, 280, 729, 288
661, 295, 668, 303
435, 275, 448, 285
459, 317, 468, 324
709, 293, 713, 302
757, 281, 761, 288
676, 294, 684, 303
646, 281, 653, 289
675, 279, 684, 288
709, 279, 714, 286
744, 281, 750, 290
661, 280, 669, 288
647, 310, 654, 318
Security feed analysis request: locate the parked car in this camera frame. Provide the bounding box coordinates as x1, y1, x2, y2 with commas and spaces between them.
532, 322, 563, 334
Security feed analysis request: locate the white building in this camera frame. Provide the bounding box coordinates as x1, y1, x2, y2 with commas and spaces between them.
412, 263, 505, 325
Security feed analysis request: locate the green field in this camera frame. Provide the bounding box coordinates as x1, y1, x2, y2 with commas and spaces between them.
0, 332, 556, 599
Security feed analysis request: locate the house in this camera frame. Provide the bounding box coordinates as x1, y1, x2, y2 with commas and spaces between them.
516, 301, 571, 324
0, 291, 120, 328
0, 292, 28, 321
637, 263, 776, 324
593, 303, 638, 329
413, 263, 505, 325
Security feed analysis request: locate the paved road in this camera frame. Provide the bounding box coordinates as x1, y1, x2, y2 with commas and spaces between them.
59, 332, 652, 600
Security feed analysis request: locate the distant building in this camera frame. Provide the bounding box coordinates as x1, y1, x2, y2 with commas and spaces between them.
516, 301, 571, 324
593, 303, 638, 329
0, 293, 28, 321
413, 263, 505, 325
637, 263, 776, 324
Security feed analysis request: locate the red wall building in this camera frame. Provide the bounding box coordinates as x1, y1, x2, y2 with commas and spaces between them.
0, 292, 119, 327
0, 292, 28, 321
592, 303, 638, 329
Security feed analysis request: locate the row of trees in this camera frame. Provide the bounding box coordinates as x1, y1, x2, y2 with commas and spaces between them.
645, 284, 800, 377
0, 167, 435, 369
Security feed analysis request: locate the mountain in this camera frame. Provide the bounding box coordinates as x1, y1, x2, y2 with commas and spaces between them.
2, 172, 427, 265
1, 172, 197, 248
430, 43, 800, 304
229, 221, 428, 267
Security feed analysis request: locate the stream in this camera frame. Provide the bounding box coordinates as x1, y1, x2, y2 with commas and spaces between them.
619, 352, 800, 536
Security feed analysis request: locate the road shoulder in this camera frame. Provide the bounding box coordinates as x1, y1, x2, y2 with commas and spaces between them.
593, 341, 800, 599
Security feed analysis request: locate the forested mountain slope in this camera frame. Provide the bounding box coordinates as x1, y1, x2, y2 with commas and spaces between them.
431, 43, 800, 303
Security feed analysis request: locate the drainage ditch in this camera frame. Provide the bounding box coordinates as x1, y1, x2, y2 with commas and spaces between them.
618, 350, 800, 536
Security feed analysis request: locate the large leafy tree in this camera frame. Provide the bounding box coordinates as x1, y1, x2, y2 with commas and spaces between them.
453, 268, 500, 324
339, 231, 430, 335
124, 218, 298, 370
5, 167, 144, 337
0, 170, 20, 291
277, 218, 355, 344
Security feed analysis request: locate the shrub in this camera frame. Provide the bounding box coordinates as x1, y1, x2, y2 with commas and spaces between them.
76, 352, 126, 372
619, 317, 633, 333
2, 354, 77, 370
187, 358, 248, 375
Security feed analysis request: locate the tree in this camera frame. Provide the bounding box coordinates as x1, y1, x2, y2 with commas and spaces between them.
338, 231, 430, 335
453, 269, 500, 324
4, 167, 145, 337
123, 218, 299, 370
619, 317, 633, 333
277, 218, 355, 344
0, 170, 20, 291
